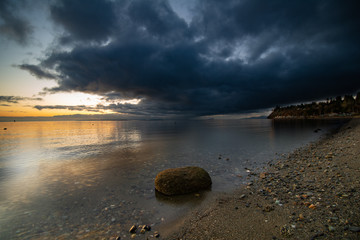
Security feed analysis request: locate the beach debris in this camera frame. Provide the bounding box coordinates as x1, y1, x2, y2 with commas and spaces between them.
259, 172, 267, 179
129, 225, 137, 233
154, 231, 160, 238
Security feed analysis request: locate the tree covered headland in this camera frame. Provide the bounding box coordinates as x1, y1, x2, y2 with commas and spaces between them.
268, 92, 360, 119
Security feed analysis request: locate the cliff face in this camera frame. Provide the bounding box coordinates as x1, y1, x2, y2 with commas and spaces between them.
268, 93, 360, 119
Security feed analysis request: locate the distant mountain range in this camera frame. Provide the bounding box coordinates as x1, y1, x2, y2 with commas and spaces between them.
268, 92, 360, 119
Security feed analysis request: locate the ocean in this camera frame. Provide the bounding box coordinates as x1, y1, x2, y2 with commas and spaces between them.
0, 119, 344, 238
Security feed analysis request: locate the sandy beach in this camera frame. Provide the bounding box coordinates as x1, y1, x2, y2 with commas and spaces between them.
164, 119, 360, 240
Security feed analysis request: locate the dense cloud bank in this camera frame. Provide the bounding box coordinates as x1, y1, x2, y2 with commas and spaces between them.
8, 0, 360, 117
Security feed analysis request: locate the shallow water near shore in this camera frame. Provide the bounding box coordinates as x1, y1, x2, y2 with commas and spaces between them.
0, 119, 346, 239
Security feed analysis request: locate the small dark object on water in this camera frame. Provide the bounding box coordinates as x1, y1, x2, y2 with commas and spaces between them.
314, 128, 322, 133
129, 225, 137, 233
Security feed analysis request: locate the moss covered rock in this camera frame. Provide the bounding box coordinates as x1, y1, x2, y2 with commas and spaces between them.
155, 166, 212, 195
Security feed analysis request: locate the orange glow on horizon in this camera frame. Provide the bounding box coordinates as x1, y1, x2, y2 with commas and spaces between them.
0, 105, 108, 117
0, 92, 141, 117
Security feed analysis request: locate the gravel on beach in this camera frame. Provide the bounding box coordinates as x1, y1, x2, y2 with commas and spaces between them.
165, 119, 360, 240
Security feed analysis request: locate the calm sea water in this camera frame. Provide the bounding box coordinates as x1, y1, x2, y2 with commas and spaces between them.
0, 119, 344, 239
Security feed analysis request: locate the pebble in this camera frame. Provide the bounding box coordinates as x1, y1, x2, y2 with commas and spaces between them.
142, 225, 151, 231
348, 225, 360, 232
280, 224, 293, 237
263, 205, 274, 212
310, 232, 324, 240
309, 204, 316, 209
129, 225, 137, 233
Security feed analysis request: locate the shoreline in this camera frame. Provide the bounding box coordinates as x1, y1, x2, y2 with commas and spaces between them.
165, 119, 360, 239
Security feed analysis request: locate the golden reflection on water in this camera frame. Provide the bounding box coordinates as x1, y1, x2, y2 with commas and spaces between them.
0, 121, 143, 209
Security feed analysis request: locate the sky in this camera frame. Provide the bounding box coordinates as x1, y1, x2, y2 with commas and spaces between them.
1, 0, 360, 119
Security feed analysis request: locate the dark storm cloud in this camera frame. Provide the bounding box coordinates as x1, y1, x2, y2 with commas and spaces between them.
49, 0, 116, 43
0, 96, 42, 103
33, 105, 99, 112
17, 64, 56, 79
25, 0, 360, 116
0, 0, 33, 45
127, 0, 190, 39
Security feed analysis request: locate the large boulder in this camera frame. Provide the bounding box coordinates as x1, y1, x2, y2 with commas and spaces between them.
155, 166, 212, 195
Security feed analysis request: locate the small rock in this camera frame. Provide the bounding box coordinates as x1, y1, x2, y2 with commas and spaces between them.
131, 233, 136, 239
154, 231, 160, 238
328, 225, 335, 232
140, 229, 146, 234
129, 225, 137, 233
263, 205, 274, 212
239, 194, 246, 199
309, 204, 316, 209
142, 225, 151, 231
310, 232, 324, 240
348, 226, 360, 232
280, 224, 293, 237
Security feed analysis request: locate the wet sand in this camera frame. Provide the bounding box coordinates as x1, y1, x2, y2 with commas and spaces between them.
165, 119, 360, 240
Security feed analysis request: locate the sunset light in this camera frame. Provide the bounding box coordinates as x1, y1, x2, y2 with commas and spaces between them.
1, 1, 360, 239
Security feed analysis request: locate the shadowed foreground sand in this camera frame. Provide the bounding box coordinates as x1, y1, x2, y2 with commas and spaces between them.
165, 119, 360, 240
